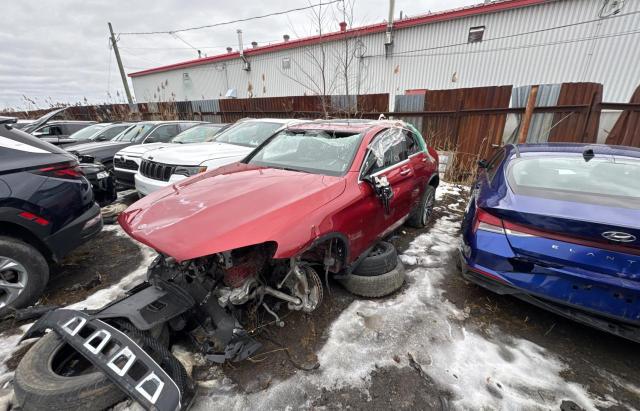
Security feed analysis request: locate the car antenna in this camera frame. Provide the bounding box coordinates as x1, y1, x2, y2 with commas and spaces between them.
583, 148, 595, 162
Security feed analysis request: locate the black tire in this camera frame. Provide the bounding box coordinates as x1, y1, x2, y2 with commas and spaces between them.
14, 332, 125, 411
340, 261, 406, 298
0, 236, 49, 318
407, 185, 436, 228
354, 241, 398, 276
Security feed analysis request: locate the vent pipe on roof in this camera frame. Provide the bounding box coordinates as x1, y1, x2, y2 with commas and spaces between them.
226, 47, 232, 53
251, 41, 258, 48
283, 34, 290, 42
384, 0, 395, 55
339, 21, 347, 32
237, 29, 251, 71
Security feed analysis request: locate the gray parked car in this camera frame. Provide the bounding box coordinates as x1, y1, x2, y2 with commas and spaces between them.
65, 121, 203, 169
65, 122, 135, 144
21, 107, 95, 147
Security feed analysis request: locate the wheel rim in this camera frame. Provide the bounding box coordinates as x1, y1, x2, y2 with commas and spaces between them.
422, 191, 435, 225
369, 244, 385, 257
0, 256, 28, 309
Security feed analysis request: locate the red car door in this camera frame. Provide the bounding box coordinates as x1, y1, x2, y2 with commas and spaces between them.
362, 128, 416, 238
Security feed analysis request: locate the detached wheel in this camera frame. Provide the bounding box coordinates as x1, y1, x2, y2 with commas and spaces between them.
14, 332, 125, 411
340, 261, 406, 298
407, 185, 436, 228
0, 236, 49, 318
15, 324, 172, 411
354, 241, 398, 276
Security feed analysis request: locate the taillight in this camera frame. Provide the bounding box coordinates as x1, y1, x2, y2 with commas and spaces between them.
473, 208, 534, 238
35, 162, 84, 179
473, 208, 505, 234
19, 211, 50, 226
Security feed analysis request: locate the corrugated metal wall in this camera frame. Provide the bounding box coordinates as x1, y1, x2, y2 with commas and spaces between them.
131, 0, 640, 104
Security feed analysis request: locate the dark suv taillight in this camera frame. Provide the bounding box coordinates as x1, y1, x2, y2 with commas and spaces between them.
33, 162, 84, 179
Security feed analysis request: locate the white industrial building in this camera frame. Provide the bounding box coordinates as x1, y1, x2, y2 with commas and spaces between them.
129, 0, 640, 105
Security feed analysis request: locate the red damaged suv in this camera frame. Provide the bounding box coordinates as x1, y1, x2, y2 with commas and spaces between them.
17, 120, 439, 411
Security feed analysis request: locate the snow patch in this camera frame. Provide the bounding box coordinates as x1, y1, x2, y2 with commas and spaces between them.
68, 237, 156, 311
193, 182, 616, 410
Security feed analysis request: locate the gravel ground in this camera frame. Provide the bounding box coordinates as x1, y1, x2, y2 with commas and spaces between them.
0, 183, 638, 410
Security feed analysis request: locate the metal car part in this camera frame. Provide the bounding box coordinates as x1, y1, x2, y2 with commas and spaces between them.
0, 257, 28, 309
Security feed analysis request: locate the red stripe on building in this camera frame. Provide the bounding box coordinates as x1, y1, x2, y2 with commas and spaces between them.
128, 0, 551, 78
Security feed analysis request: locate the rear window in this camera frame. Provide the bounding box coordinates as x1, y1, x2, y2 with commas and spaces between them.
508, 155, 640, 204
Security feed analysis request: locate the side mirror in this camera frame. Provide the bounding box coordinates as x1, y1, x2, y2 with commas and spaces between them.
477, 159, 489, 169
371, 175, 394, 214
145, 137, 155, 143
96, 135, 107, 141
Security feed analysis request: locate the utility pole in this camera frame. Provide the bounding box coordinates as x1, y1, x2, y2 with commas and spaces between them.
518, 85, 539, 144
108, 22, 133, 104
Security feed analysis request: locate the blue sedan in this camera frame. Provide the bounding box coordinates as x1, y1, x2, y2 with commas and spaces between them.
460, 143, 640, 342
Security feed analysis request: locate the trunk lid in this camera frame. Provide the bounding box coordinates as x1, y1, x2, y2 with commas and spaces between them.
486, 192, 640, 280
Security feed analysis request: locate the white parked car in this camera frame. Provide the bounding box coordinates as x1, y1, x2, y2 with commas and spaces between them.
112, 121, 209, 188
134, 118, 304, 196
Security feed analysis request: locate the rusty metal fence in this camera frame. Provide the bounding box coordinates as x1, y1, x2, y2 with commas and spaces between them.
391, 82, 640, 181
3, 94, 389, 123
4, 84, 640, 182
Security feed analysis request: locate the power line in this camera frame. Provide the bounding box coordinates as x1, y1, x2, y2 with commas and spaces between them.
384, 9, 640, 58
119, 40, 282, 51
367, 29, 640, 60
118, 0, 342, 35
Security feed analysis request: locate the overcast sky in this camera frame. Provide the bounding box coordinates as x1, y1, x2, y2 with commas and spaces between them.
0, 0, 478, 111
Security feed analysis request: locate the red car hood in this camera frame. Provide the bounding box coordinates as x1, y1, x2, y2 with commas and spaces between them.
119, 163, 346, 261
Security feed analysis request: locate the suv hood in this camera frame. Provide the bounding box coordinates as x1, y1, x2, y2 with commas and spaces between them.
142, 142, 253, 165
22, 107, 66, 133
118, 143, 174, 158
119, 163, 346, 261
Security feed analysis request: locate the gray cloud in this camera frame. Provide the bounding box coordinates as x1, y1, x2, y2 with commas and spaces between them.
1, 0, 475, 110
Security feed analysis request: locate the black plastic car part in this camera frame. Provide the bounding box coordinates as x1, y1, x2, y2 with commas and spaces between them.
22, 309, 185, 411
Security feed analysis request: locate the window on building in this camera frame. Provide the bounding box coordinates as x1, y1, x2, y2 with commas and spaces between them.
468, 26, 485, 43
282, 57, 291, 70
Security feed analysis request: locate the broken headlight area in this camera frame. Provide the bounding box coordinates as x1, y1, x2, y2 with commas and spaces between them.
172, 165, 207, 177
129, 243, 324, 363
18, 243, 327, 410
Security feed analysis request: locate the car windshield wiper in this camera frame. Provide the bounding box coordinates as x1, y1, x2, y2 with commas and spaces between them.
274, 166, 308, 173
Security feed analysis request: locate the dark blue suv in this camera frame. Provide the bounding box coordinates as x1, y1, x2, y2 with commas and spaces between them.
0, 118, 103, 316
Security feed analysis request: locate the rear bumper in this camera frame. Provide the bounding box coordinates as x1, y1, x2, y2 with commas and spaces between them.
82, 165, 117, 207
44, 202, 102, 261
459, 250, 640, 342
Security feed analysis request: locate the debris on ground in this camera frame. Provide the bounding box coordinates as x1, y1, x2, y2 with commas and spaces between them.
0, 305, 60, 323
